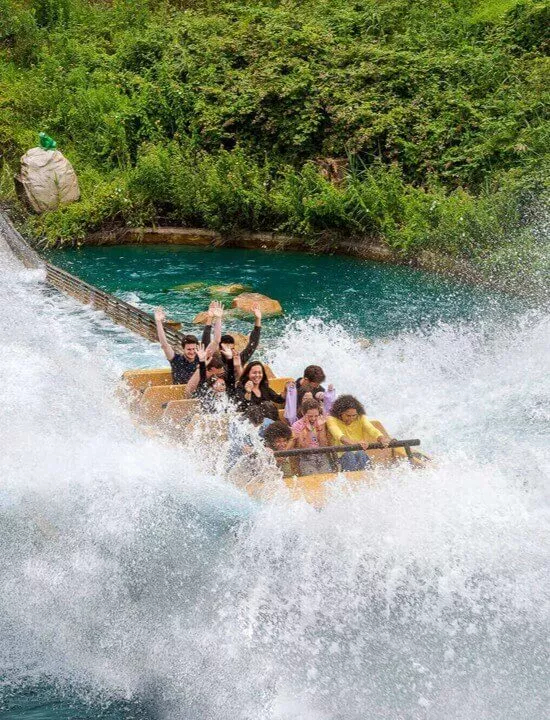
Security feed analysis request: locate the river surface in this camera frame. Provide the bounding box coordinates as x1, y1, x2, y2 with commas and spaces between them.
1, 243, 549, 719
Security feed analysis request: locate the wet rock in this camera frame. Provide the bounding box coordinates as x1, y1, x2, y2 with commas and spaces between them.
208, 283, 251, 295
231, 292, 282, 316
172, 282, 207, 292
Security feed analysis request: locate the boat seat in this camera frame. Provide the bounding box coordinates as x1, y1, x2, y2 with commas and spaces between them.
162, 399, 201, 424
138, 384, 188, 423
263, 364, 276, 380
121, 368, 173, 392
268, 377, 294, 398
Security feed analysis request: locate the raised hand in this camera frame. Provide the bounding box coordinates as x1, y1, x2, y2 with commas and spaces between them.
211, 300, 224, 319
244, 380, 254, 394
232, 348, 242, 365
220, 343, 232, 359
196, 342, 207, 363
252, 302, 262, 322
154, 307, 166, 322
327, 383, 334, 392
206, 301, 216, 322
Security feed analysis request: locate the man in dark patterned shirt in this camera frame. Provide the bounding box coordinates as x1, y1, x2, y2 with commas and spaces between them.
154, 302, 222, 384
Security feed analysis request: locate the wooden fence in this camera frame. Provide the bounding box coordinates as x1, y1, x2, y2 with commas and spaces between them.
0, 211, 183, 347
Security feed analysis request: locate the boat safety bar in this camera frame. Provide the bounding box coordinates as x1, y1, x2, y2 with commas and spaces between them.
274, 439, 420, 458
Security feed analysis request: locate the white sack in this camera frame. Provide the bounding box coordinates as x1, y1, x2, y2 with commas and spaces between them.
19, 147, 80, 213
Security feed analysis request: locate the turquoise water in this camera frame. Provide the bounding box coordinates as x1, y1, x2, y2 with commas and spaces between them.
3, 244, 548, 720
44, 244, 527, 345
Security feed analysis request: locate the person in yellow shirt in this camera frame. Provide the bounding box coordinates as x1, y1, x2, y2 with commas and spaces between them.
326, 395, 391, 471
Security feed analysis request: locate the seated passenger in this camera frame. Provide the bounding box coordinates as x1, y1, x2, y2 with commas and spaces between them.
154, 303, 222, 384
202, 303, 262, 380
226, 405, 264, 470
291, 399, 333, 476
326, 395, 391, 472
259, 400, 280, 436
296, 365, 327, 405
185, 345, 236, 411
235, 361, 285, 410
263, 421, 293, 477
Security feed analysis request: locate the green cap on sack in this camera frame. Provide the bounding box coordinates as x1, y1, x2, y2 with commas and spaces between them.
39, 132, 57, 150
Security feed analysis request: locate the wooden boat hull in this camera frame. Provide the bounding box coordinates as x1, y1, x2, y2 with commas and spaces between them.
120, 367, 426, 506
243, 469, 375, 507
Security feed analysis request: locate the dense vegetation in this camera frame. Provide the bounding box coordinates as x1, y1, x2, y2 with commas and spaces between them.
0, 0, 548, 278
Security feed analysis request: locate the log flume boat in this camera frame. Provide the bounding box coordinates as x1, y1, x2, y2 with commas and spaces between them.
0, 213, 428, 507
120, 367, 428, 507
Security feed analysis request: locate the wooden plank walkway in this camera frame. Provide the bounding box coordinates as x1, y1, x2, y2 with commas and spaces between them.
0, 211, 182, 346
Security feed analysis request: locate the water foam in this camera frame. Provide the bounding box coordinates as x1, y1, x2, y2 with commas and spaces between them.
0, 262, 549, 719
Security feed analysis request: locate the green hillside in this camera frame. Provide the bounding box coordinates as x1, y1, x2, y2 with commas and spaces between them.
1, 0, 548, 273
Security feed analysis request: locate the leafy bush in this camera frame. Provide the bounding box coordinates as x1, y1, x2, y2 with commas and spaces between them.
0, 0, 547, 262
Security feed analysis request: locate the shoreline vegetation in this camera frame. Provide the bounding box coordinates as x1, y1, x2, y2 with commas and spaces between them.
1, 1, 548, 297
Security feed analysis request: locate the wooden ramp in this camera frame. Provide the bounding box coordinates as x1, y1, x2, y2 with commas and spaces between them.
0, 211, 186, 346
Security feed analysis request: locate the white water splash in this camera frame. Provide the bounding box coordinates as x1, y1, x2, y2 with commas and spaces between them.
0, 257, 549, 719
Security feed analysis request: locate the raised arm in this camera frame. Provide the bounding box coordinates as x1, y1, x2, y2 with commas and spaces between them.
205, 300, 223, 353
240, 303, 262, 365
221, 345, 240, 393
201, 303, 214, 346
233, 347, 243, 382
185, 343, 208, 397
154, 307, 175, 362
212, 300, 223, 346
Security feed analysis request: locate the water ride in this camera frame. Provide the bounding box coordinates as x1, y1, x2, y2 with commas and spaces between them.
120, 366, 425, 506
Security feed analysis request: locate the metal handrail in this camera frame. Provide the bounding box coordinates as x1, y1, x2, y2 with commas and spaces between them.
273, 440, 421, 457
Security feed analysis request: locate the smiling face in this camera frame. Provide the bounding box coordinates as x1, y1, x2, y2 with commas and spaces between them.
183, 342, 197, 362
340, 408, 359, 425
305, 408, 320, 425
248, 364, 264, 385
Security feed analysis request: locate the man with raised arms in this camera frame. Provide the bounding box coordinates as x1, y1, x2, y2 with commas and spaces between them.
154, 301, 223, 384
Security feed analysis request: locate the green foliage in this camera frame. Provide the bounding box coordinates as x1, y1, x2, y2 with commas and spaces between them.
33, 0, 72, 29
0, 0, 547, 266
0, 0, 43, 65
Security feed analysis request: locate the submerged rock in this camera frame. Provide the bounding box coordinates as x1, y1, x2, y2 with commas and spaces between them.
172, 281, 207, 292
231, 292, 282, 316
208, 283, 251, 295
